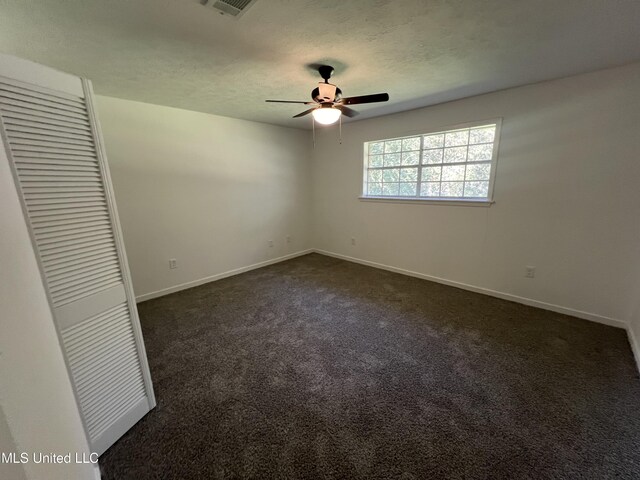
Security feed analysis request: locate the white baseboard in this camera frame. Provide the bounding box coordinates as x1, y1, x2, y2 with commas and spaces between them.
135, 249, 313, 302
628, 325, 640, 375
313, 249, 628, 330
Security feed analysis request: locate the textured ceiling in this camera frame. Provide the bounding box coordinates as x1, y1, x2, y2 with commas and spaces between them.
0, 0, 639, 129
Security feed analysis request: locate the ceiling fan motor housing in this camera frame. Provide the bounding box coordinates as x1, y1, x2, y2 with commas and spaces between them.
312, 83, 342, 103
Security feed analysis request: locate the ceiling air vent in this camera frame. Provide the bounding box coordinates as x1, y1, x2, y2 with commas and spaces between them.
200, 0, 258, 18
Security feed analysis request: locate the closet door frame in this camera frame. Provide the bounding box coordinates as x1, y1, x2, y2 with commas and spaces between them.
0, 57, 155, 453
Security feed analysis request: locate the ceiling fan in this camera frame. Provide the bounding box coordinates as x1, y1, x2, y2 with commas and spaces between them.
265, 65, 389, 125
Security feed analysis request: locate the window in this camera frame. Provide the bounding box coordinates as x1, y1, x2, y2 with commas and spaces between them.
362, 120, 500, 203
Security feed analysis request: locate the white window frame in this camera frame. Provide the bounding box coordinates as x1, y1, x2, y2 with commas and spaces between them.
360, 118, 502, 206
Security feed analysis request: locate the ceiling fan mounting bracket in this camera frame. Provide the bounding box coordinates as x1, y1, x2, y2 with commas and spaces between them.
318, 65, 334, 83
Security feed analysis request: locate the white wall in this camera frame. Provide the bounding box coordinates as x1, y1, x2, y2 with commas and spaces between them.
629, 269, 640, 371
0, 407, 26, 480
95, 96, 312, 300
631, 314, 640, 372
0, 145, 99, 480
312, 62, 640, 327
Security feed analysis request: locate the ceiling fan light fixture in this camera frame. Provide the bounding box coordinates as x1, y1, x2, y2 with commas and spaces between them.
312, 105, 341, 125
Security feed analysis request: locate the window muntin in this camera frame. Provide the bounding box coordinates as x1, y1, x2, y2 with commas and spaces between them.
363, 122, 499, 201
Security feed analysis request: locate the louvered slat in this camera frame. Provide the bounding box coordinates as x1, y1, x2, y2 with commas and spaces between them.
50, 271, 122, 300
69, 328, 135, 373
53, 278, 124, 306
81, 365, 143, 415
27, 196, 105, 207
24, 187, 104, 196
0, 76, 84, 104
0, 109, 92, 131
60, 303, 147, 439
10, 144, 96, 156
25, 189, 105, 199
17, 164, 101, 174
89, 386, 146, 438
31, 212, 110, 228
13, 151, 96, 163
63, 304, 129, 345
46, 257, 118, 281
0, 99, 90, 123
6, 124, 93, 142
40, 239, 116, 260
29, 208, 109, 220
36, 223, 111, 241
82, 370, 143, 419
40, 244, 116, 265
0, 89, 87, 114
46, 257, 119, 281
34, 220, 111, 238
28, 200, 106, 212
78, 361, 142, 409
43, 249, 118, 273
10, 135, 95, 149
68, 326, 134, 371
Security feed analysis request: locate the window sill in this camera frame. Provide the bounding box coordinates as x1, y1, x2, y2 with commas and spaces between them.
358, 196, 494, 207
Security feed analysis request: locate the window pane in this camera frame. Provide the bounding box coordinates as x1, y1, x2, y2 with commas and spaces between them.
463, 181, 489, 198
382, 183, 399, 196
422, 166, 441, 182
384, 140, 402, 153
442, 165, 465, 181
402, 137, 420, 151
422, 149, 443, 164
400, 167, 418, 182
368, 170, 382, 183
441, 182, 464, 197
465, 163, 491, 180
468, 144, 493, 162
368, 183, 382, 195
469, 126, 495, 144
399, 182, 417, 196
420, 182, 440, 197
443, 146, 467, 163
401, 151, 419, 165
383, 153, 401, 167
369, 142, 384, 154
369, 154, 383, 167
444, 129, 469, 146
423, 133, 444, 149
365, 122, 498, 201
382, 169, 400, 182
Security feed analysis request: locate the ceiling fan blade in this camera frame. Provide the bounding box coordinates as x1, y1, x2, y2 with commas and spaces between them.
266, 100, 314, 104
335, 105, 359, 118
340, 93, 389, 105
293, 108, 317, 118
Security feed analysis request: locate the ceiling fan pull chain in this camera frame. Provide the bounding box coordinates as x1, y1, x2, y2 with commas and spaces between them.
312, 116, 316, 149
339, 114, 342, 144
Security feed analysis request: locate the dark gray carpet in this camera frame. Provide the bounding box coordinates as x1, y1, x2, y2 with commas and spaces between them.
100, 253, 640, 480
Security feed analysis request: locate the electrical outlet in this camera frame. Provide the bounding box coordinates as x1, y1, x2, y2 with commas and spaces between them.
351, 237, 356, 246
525, 266, 535, 278
268, 240, 274, 247
169, 258, 177, 269
286, 235, 291, 244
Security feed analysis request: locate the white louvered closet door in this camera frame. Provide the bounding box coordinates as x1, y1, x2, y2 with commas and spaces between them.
0, 55, 155, 455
